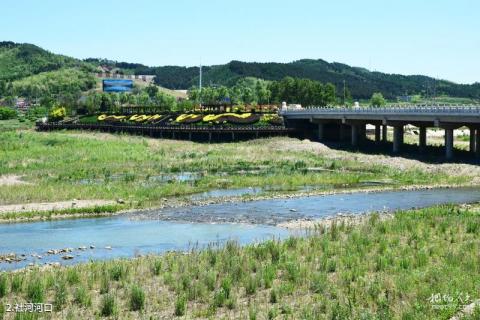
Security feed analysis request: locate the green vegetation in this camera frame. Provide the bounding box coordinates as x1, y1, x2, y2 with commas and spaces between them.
2, 42, 478, 114
11, 68, 96, 101
103, 58, 480, 100
0, 130, 469, 211
0, 107, 16, 120
0, 42, 84, 82
370, 92, 387, 107
0, 204, 123, 222
0, 205, 478, 318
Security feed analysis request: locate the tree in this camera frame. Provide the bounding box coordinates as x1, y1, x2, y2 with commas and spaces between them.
145, 84, 159, 98
370, 92, 386, 107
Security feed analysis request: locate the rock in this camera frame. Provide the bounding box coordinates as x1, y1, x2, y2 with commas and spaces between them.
289, 209, 297, 212
116, 198, 125, 204
62, 255, 74, 260
105, 246, 112, 250
78, 246, 87, 251
89, 245, 95, 249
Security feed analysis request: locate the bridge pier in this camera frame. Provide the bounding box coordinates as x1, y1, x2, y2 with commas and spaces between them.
351, 125, 359, 147
419, 126, 427, 152
476, 130, 480, 158
382, 125, 388, 142
339, 124, 349, 142
317, 123, 324, 141
359, 124, 366, 142
444, 128, 454, 160
375, 125, 381, 143
469, 128, 476, 153
392, 126, 404, 153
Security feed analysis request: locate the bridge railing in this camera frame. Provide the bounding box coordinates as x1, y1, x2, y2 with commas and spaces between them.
280, 104, 480, 115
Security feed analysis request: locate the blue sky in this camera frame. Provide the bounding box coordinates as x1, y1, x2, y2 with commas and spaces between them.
1, 0, 479, 83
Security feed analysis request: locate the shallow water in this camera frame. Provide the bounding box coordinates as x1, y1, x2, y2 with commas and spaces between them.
0, 219, 287, 271
140, 187, 480, 225
1, 187, 479, 270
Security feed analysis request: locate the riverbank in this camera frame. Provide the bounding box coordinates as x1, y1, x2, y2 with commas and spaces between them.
1, 129, 475, 208
0, 204, 478, 319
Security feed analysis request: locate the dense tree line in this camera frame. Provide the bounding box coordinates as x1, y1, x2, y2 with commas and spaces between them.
80, 85, 193, 115
269, 77, 336, 106
187, 77, 336, 107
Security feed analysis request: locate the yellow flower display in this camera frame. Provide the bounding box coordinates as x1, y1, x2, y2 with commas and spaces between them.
97, 114, 164, 123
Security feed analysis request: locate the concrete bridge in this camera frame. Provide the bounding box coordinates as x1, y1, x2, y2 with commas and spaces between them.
280, 105, 480, 160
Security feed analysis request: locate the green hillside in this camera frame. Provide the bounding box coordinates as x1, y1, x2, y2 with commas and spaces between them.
0, 41, 87, 81
1, 42, 479, 101
142, 60, 480, 100
97, 58, 480, 100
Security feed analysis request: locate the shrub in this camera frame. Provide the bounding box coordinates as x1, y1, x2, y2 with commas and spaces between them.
245, 275, 258, 295
10, 274, 23, 293
174, 294, 186, 316
54, 281, 67, 310
48, 106, 66, 121
99, 274, 109, 294
129, 285, 145, 311
221, 277, 232, 299
109, 264, 128, 281
74, 286, 91, 307
151, 260, 162, 276
100, 294, 116, 317
27, 278, 44, 303
0, 274, 7, 298
66, 268, 80, 285
0, 107, 16, 120
26, 106, 47, 121
213, 289, 227, 307
270, 288, 278, 303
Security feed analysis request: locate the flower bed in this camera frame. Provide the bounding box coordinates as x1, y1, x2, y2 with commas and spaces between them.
95, 114, 168, 124
77, 112, 283, 127
174, 113, 281, 126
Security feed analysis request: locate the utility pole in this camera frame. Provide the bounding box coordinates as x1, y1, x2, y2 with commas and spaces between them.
199, 62, 202, 108
343, 80, 346, 106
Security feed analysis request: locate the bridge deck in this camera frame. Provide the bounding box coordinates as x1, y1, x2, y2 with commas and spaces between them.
280, 105, 480, 160
281, 105, 480, 125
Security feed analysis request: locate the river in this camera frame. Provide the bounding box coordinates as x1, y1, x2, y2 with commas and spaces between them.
1, 187, 479, 270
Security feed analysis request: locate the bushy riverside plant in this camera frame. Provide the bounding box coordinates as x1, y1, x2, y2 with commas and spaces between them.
26, 277, 44, 303
0, 274, 7, 298
174, 294, 186, 316
129, 285, 145, 311
100, 294, 116, 317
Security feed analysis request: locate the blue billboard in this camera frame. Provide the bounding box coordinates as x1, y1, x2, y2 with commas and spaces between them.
102, 79, 133, 92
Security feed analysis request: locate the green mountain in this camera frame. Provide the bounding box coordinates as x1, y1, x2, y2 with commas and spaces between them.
0, 41, 90, 81
1, 42, 479, 101
138, 60, 479, 100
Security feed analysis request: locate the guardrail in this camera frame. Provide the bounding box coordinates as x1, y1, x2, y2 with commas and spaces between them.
280, 105, 480, 115
36, 122, 291, 133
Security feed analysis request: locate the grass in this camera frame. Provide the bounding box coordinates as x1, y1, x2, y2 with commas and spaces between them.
0, 204, 123, 222
0, 127, 471, 212
0, 119, 34, 132
0, 204, 479, 319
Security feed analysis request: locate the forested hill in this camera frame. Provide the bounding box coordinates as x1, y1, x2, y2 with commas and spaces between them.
142, 60, 480, 99
0, 41, 91, 81
1, 41, 479, 100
